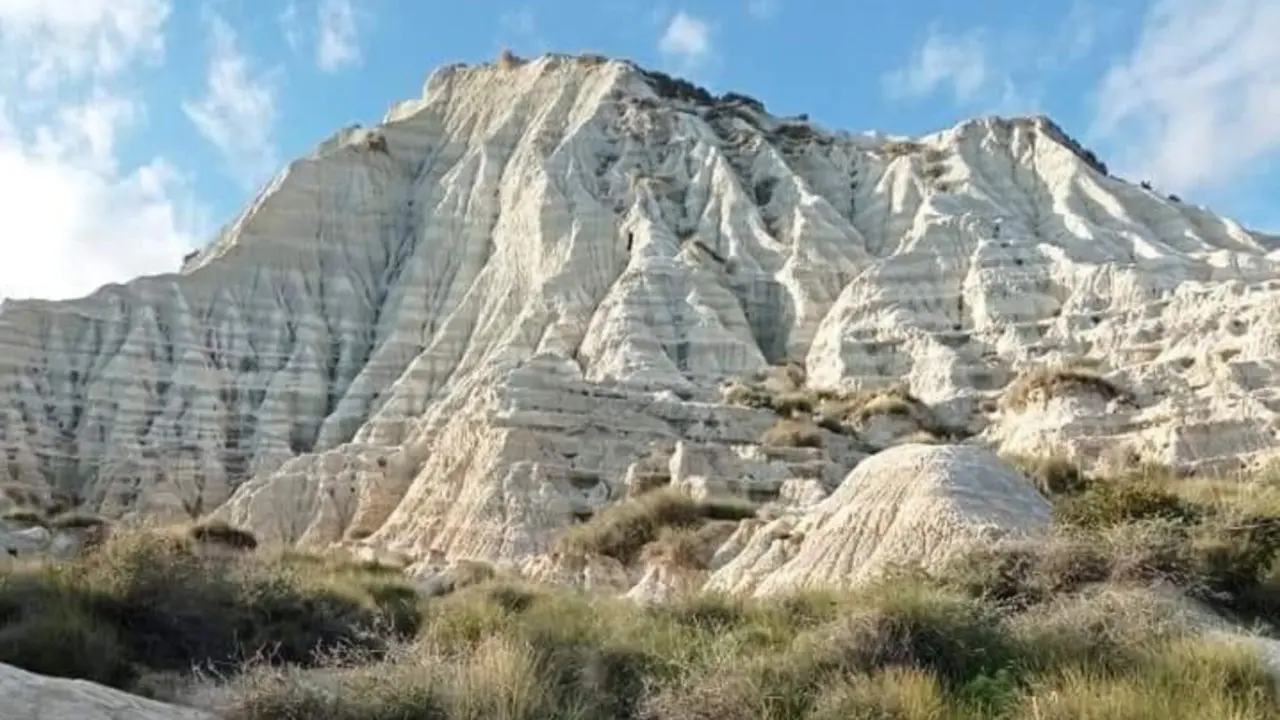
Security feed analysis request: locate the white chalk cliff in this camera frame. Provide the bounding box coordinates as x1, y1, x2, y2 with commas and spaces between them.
2, 53, 1279, 577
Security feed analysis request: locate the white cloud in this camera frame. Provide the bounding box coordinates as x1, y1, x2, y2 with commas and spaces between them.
279, 1, 304, 53
0, 0, 169, 88
183, 14, 279, 189
883, 26, 989, 103
0, 119, 206, 301
1091, 0, 1280, 193
0, 0, 205, 302
747, 0, 777, 19
316, 0, 361, 72
278, 0, 367, 73
497, 7, 547, 53
659, 11, 712, 69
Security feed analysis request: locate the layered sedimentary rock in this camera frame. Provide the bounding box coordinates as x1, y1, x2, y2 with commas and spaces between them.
1, 53, 1279, 574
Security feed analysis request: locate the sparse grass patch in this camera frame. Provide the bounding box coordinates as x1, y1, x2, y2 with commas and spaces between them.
190, 519, 259, 550
12, 451, 1280, 718
0, 529, 425, 696
450, 559, 499, 588
1055, 477, 1200, 529
1003, 365, 1134, 411
1, 508, 48, 527
642, 526, 717, 570
1016, 635, 1276, 720
882, 140, 924, 159
47, 511, 111, 531
942, 455, 1280, 623
190, 556, 1280, 719
721, 381, 774, 409
720, 371, 963, 444
815, 385, 966, 442
554, 487, 756, 565
770, 390, 816, 416
761, 418, 824, 448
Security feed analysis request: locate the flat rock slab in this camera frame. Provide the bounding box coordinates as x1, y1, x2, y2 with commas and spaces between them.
0, 663, 213, 720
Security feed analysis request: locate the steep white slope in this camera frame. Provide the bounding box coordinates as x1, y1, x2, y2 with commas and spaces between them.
1, 53, 1278, 568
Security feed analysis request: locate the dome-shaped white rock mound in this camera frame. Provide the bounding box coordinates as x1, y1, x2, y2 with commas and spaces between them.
707, 443, 1052, 597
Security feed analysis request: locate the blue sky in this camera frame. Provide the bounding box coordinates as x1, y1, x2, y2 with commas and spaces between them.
1, 0, 1276, 300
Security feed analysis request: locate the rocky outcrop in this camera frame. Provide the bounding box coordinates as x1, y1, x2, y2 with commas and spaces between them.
0, 518, 105, 568
706, 443, 1053, 596
0, 663, 211, 720
1, 53, 1279, 572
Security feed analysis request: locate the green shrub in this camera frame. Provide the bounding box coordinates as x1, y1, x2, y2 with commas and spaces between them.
555, 488, 754, 565
1055, 479, 1200, 528
0, 530, 423, 694
0, 595, 133, 686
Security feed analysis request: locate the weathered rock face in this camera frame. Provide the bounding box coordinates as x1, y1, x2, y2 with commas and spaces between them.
1, 53, 1279, 569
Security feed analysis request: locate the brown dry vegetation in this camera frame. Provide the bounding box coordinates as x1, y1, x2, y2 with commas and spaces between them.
724, 370, 964, 446
1, 508, 48, 528
1002, 365, 1134, 411
4, 458, 1280, 717
555, 487, 757, 565
190, 519, 260, 550
761, 417, 825, 448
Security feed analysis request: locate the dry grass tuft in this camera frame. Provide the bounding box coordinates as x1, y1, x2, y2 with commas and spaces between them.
2, 508, 48, 528
10, 452, 1280, 718
189, 519, 259, 550
555, 487, 757, 565
48, 511, 111, 531
1003, 365, 1134, 411
761, 418, 825, 448
640, 525, 729, 571
0, 529, 425, 696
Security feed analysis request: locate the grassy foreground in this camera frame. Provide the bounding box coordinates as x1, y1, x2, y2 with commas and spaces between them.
2, 459, 1280, 718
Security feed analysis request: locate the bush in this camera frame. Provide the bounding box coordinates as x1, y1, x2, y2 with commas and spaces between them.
0, 593, 133, 687
642, 527, 716, 570
1003, 366, 1134, 411
190, 519, 259, 550
760, 418, 824, 448
12, 453, 1280, 718
770, 391, 815, 416
1055, 479, 1200, 529
1016, 636, 1276, 719
1004, 453, 1091, 497
0, 530, 423, 694
555, 488, 755, 565
203, 571, 1280, 719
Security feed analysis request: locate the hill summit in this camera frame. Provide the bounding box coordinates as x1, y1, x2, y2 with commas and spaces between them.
2, 52, 1279, 576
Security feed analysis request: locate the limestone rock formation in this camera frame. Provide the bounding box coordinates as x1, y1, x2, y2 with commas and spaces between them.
0, 662, 211, 720
0, 516, 105, 568
1, 53, 1279, 574
705, 443, 1053, 596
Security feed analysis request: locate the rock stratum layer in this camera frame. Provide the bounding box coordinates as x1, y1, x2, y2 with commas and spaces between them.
2, 53, 1280, 578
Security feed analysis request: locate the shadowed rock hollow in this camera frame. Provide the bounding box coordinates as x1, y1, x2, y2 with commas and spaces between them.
2, 52, 1280, 582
